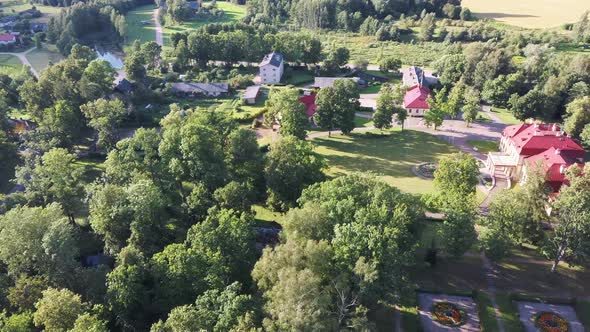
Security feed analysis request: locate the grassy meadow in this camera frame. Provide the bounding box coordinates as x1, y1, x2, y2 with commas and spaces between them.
26, 44, 64, 73
462, 0, 590, 28
125, 4, 158, 46
162, 1, 246, 46
311, 129, 459, 194
0, 54, 23, 76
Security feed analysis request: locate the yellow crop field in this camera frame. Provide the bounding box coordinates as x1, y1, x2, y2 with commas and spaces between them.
462, 0, 590, 29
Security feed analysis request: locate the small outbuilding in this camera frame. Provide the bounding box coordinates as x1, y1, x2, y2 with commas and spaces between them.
171, 82, 229, 97
242, 85, 261, 104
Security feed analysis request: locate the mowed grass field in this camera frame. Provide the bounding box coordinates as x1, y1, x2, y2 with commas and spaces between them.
26, 44, 64, 73
0, 54, 23, 76
163, 1, 246, 46
125, 4, 157, 46
311, 130, 459, 194
462, 0, 590, 28
0, 2, 61, 23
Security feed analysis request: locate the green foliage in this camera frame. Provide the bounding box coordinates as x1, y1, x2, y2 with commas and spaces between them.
581, 123, 590, 147
33, 288, 86, 332
254, 174, 422, 329
373, 84, 396, 130
545, 163, 590, 272
419, 13, 436, 41
213, 181, 256, 212
70, 313, 109, 332
0, 311, 34, 332
154, 282, 255, 332
478, 226, 512, 261
434, 152, 479, 197
462, 88, 480, 126
315, 79, 359, 135
563, 96, 590, 138
0, 131, 17, 192
424, 89, 446, 130
264, 88, 308, 139
8, 276, 49, 312
81, 98, 127, 151
264, 137, 325, 211
379, 56, 401, 73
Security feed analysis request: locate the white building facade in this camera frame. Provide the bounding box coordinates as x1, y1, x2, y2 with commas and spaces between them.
259, 52, 284, 84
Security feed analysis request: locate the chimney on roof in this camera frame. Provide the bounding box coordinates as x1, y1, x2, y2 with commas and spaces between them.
555, 149, 561, 155
534, 123, 540, 129
552, 123, 559, 132
560, 165, 566, 174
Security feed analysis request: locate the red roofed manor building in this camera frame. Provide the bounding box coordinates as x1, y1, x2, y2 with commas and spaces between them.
403, 85, 430, 116
486, 123, 585, 191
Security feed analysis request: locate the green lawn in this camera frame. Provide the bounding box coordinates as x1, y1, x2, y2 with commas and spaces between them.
25, 44, 64, 73
475, 291, 501, 332
466, 139, 499, 154
311, 129, 459, 194
0, 54, 23, 76
283, 69, 314, 86
361, 84, 381, 94
495, 294, 525, 332
163, 1, 246, 46
252, 204, 283, 225
491, 107, 522, 125
353, 116, 373, 128
125, 4, 157, 46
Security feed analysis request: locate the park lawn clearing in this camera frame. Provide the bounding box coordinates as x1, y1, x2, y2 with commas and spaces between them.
491, 107, 521, 125
462, 0, 588, 29
467, 139, 499, 154
162, 2, 246, 46
0, 3, 61, 23
354, 116, 373, 128
284, 69, 314, 86
25, 44, 64, 73
0, 54, 23, 75
311, 129, 459, 194
125, 4, 157, 46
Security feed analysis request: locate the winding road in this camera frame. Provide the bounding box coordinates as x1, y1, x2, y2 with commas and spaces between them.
153, 8, 163, 46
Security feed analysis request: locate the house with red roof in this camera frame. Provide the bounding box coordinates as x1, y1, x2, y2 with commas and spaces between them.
486, 123, 585, 192
0, 34, 16, 45
403, 85, 430, 116
298, 93, 317, 121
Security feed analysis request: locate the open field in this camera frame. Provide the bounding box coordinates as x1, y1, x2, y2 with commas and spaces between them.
312, 130, 459, 194
25, 44, 64, 73
466, 139, 499, 154
0, 2, 61, 23
0, 54, 23, 75
318, 32, 454, 65
491, 107, 522, 125
462, 0, 590, 29
163, 1, 246, 46
125, 4, 157, 46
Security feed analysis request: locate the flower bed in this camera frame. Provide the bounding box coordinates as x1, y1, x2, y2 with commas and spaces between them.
432, 302, 466, 327
535, 312, 570, 332
417, 162, 438, 179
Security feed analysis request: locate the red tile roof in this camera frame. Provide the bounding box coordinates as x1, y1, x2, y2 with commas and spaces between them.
0, 34, 16, 42
299, 94, 317, 118
505, 123, 585, 156
525, 147, 584, 191
403, 85, 430, 110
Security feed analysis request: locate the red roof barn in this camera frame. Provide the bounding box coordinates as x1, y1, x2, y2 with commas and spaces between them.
299, 94, 317, 118
403, 85, 430, 116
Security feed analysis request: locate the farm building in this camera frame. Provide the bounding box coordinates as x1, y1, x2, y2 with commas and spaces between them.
298, 93, 317, 121
171, 82, 229, 97
259, 52, 284, 84
402, 66, 438, 88
403, 85, 430, 116
312, 77, 365, 89
242, 85, 261, 104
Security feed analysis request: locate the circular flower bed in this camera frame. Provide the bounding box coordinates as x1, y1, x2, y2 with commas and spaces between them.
431, 302, 466, 327
535, 312, 570, 332
417, 162, 438, 179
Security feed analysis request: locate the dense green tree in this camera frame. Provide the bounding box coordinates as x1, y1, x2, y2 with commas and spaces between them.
264, 88, 308, 139
432, 54, 466, 86
440, 205, 477, 257
141, 41, 163, 70
213, 181, 256, 213
444, 81, 465, 119
563, 96, 590, 138
314, 79, 359, 135
124, 53, 147, 81
378, 56, 401, 73
153, 282, 255, 332
80, 59, 117, 100
264, 137, 325, 211
509, 89, 547, 121
424, 90, 446, 130
546, 163, 590, 272
70, 313, 109, 332
8, 275, 49, 312
434, 152, 479, 197
17, 148, 83, 222
419, 13, 436, 41
106, 246, 152, 331
581, 123, 590, 148
224, 128, 264, 189
462, 88, 480, 126
80, 98, 127, 150
0, 204, 79, 285
0, 132, 18, 192
254, 174, 422, 329
37, 100, 81, 147
373, 84, 396, 130
33, 288, 86, 332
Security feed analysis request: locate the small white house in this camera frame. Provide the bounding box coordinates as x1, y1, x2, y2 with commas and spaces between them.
259, 52, 284, 85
